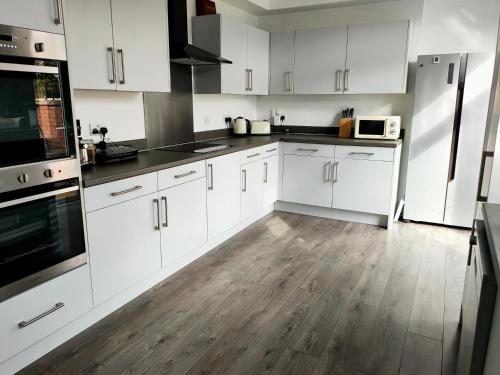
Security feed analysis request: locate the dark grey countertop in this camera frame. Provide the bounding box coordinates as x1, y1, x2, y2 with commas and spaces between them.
483, 203, 500, 280
81, 134, 402, 188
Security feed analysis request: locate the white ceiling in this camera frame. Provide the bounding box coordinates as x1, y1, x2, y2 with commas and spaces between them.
227, 0, 401, 15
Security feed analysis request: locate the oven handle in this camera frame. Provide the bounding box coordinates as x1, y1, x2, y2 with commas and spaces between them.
0, 63, 59, 75
0, 186, 79, 209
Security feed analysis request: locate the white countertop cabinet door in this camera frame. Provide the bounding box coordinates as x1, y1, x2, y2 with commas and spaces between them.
0, 0, 64, 34
294, 26, 347, 94
86, 192, 162, 306
263, 155, 279, 207
270, 31, 295, 95
345, 21, 409, 94
207, 153, 242, 239
241, 161, 264, 220
160, 178, 208, 267
247, 25, 269, 95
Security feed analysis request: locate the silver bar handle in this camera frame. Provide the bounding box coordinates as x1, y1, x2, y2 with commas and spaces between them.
249, 69, 253, 91
0, 186, 79, 209
349, 152, 375, 156
153, 199, 160, 230
286, 71, 292, 92
344, 69, 350, 92
336, 69, 343, 92
107, 47, 116, 84
110, 185, 142, 197
242, 169, 247, 192
117, 49, 125, 84
174, 171, 197, 179
208, 164, 214, 190
162, 196, 168, 228
54, 0, 63, 25
0, 63, 59, 74
266, 148, 277, 153
264, 162, 268, 183
297, 148, 319, 152
333, 162, 339, 183
247, 153, 260, 159
18, 302, 64, 328
245, 69, 250, 91
325, 161, 332, 181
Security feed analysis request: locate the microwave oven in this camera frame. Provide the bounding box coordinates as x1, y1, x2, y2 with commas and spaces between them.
354, 116, 401, 140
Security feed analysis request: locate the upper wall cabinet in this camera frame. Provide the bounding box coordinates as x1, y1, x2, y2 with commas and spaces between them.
63, 0, 171, 93
192, 15, 269, 95
269, 31, 295, 95
345, 21, 409, 94
294, 26, 348, 95
0, 0, 64, 34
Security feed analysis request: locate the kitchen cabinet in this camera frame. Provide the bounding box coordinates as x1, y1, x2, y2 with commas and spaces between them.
345, 21, 409, 94
283, 154, 334, 208
0, 0, 64, 34
294, 26, 348, 94
263, 154, 279, 207
331, 158, 393, 215
207, 153, 241, 239
269, 31, 295, 95
63, 0, 170, 92
241, 161, 264, 220
160, 178, 208, 267
192, 15, 269, 95
86, 192, 162, 306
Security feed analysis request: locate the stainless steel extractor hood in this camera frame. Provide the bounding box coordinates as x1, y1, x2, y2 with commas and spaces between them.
168, 0, 231, 66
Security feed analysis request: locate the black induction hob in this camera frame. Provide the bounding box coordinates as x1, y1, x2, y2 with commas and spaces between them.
157, 142, 233, 154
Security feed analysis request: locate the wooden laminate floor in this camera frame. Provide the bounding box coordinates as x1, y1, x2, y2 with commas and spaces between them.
20, 212, 469, 375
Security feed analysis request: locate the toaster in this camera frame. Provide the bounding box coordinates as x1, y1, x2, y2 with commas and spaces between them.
250, 121, 271, 135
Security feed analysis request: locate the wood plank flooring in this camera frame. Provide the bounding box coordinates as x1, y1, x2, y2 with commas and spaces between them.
20, 212, 469, 375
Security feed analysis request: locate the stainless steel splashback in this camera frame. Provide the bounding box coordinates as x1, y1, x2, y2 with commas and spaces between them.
143, 64, 194, 149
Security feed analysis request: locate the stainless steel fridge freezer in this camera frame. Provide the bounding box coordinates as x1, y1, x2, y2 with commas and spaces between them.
404, 53, 495, 227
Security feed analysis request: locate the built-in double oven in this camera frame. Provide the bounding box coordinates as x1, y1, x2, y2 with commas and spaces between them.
0, 25, 86, 302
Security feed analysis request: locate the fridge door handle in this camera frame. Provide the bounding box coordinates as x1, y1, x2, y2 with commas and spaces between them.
477, 151, 495, 201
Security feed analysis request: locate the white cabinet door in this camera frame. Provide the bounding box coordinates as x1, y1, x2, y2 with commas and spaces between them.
110, 0, 170, 92
345, 21, 409, 94
221, 17, 248, 95
207, 153, 241, 239
282, 155, 334, 208
270, 31, 295, 94
0, 0, 64, 34
241, 161, 264, 220
263, 155, 279, 207
332, 158, 393, 215
160, 178, 208, 267
294, 26, 347, 94
63, 0, 116, 90
247, 26, 269, 95
86, 193, 161, 306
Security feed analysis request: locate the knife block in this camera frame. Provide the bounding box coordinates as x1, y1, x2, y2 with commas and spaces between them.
339, 118, 353, 138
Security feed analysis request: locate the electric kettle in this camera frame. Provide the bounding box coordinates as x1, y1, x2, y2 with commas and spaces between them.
233, 117, 250, 136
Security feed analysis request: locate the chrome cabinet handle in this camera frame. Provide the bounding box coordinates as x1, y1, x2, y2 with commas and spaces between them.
266, 148, 277, 153
245, 69, 251, 91
54, 0, 63, 25
285, 71, 292, 92
344, 69, 350, 92
249, 69, 253, 91
174, 171, 197, 179
107, 47, 116, 84
110, 185, 142, 197
208, 164, 214, 190
335, 69, 343, 92
349, 152, 375, 156
18, 302, 64, 328
247, 153, 260, 159
242, 169, 247, 192
117, 49, 126, 84
153, 199, 160, 231
333, 162, 339, 183
264, 162, 268, 183
162, 196, 168, 227
297, 148, 319, 152
325, 161, 332, 181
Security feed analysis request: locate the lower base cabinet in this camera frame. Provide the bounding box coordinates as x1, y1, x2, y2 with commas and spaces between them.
263, 155, 279, 207
241, 160, 264, 220
86, 192, 161, 306
160, 178, 208, 267
0, 266, 93, 363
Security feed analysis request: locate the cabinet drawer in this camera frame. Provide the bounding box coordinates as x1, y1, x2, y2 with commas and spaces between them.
0, 266, 93, 363
240, 147, 263, 165
263, 142, 279, 157
283, 143, 334, 158
84, 173, 158, 212
158, 161, 206, 190
335, 146, 394, 162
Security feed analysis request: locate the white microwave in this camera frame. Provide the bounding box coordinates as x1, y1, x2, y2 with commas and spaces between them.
354, 116, 401, 140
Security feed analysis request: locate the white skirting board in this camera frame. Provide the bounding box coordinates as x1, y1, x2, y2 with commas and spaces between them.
0, 205, 275, 375
275, 201, 389, 228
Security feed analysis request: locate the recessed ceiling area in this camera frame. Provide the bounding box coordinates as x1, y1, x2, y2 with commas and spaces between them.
226, 0, 402, 15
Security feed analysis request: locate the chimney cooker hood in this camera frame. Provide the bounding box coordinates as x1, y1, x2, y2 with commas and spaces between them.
168, 0, 232, 66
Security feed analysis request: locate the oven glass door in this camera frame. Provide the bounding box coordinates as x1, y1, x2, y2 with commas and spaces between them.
358, 120, 386, 136
0, 179, 86, 298
0, 60, 75, 168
